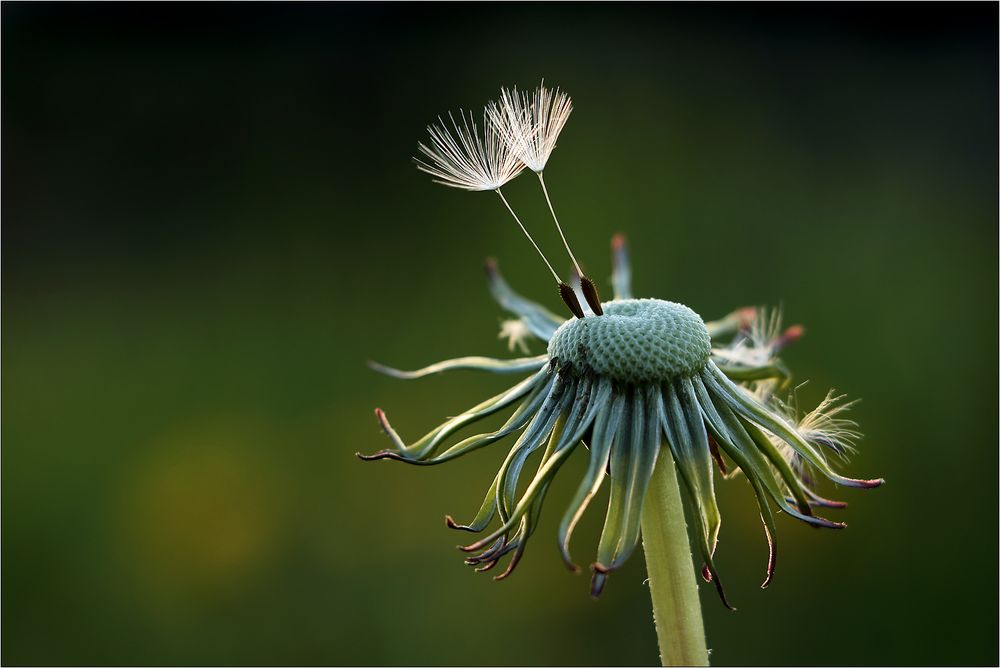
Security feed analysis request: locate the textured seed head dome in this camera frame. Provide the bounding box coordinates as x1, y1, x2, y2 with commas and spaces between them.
548, 298, 711, 384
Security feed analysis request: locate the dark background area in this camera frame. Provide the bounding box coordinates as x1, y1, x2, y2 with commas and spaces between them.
3, 3, 998, 665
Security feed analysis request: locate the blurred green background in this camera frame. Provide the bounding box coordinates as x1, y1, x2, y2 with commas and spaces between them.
3, 3, 997, 666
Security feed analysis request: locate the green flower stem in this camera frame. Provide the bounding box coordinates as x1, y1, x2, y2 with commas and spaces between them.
641, 453, 710, 667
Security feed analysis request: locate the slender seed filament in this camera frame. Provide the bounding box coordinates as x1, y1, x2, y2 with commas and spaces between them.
538, 172, 583, 277
495, 188, 561, 284
537, 172, 604, 315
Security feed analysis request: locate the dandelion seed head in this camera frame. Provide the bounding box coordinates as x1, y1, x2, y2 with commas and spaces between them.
363, 237, 882, 603
374, 81, 883, 604
548, 298, 711, 383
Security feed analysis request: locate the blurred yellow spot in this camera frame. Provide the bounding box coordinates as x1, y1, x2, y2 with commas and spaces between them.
117, 421, 288, 603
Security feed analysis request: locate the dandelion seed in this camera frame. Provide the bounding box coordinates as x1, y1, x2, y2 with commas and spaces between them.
798, 391, 862, 456
712, 306, 803, 382
498, 318, 533, 354
415, 109, 525, 192
491, 82, 604, 315
762, 388, 863, 509
490, 83, 573, 173
415, 107, 584, 319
